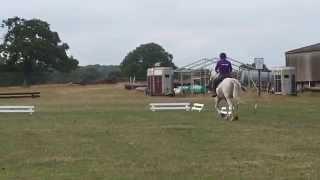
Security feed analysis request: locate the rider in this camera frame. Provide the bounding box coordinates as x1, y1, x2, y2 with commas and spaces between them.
212, 52, 233, 97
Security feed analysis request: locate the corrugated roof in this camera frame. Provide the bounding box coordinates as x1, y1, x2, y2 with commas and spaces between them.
286, 43, 320, 54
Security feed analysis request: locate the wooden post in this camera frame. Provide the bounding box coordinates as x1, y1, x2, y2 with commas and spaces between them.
258, 69, 261, 96
180, 72, 183, 87
190, 71, 193, 94
254, 57, 264, 96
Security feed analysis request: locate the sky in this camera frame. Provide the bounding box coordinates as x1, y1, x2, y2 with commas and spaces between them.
1, 0, 319, 67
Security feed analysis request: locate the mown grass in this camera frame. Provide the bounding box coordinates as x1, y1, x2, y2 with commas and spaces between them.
0, 84, 320, 180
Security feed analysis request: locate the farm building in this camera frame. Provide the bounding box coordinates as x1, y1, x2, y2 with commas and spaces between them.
286, 43, 320, 89
240, 70, 272, 90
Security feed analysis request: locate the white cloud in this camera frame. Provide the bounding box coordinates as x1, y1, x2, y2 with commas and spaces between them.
1, 0, 320, 66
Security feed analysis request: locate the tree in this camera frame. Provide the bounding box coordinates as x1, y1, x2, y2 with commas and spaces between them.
0, 17, 78, 85
107, 70, 122, 81
120, 43, 175, 79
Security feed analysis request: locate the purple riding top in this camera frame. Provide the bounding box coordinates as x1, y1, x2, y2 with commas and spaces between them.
215, 58, 232, 76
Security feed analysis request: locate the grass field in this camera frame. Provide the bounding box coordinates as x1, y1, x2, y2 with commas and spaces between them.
0, 84, 320, 180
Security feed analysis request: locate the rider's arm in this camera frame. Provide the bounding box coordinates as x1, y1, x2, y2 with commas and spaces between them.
215, 61, 220, 73
229, 62, 232, 73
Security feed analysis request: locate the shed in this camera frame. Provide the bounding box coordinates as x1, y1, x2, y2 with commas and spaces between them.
286, 43, 320, 89
147, 67, 174, 96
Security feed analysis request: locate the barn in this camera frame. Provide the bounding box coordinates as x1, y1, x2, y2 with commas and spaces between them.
286, 43, 320, 89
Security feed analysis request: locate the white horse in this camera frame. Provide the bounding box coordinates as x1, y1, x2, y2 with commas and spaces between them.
214, 78, 246, 121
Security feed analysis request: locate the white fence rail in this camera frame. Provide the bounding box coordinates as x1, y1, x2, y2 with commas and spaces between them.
219, 107, 232, 115
0, 106, 35, 114
150, 103, 191, 112
191, 103, 204, 112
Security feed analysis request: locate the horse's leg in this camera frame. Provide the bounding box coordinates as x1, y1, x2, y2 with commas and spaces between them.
214, 97, 220, 112
215, 97, 227, 120
233, 85, 240, 121
230, 99, 240, 121
226, 97, 234, 121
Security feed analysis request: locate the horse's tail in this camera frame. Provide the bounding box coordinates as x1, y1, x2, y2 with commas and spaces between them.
232, 79, 244, 99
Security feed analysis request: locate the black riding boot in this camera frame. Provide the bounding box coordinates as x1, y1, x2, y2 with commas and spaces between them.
211, 86, 217, 97
211, 75, 225, 97
211, 79, 220, 97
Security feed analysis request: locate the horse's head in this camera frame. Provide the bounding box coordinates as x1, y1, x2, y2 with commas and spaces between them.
210, 71, 218, 81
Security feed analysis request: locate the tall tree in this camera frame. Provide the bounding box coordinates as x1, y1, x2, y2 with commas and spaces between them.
120, 43, 175, 79
0, 17, 78, 85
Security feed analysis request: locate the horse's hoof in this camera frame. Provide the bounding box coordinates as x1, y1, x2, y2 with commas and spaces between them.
218, 114, 226, 120
231, 116, 239, 121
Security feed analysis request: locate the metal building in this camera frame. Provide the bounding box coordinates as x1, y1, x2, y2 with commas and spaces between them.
174, 58, 213, 94
147, 67, 174, 96
286, 43, 320, 89
174, 57, 256, 94
240, 70, 271, 90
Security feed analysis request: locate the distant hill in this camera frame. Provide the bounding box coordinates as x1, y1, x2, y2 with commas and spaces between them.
0, 64, 122, 86
47, 65, 121, 84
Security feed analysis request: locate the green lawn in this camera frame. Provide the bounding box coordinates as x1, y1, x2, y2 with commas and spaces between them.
0, 84, 320, 180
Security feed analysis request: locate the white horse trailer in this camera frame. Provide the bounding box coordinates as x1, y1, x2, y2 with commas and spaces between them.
147, 67, 174, 96
271, 67, 296, 95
